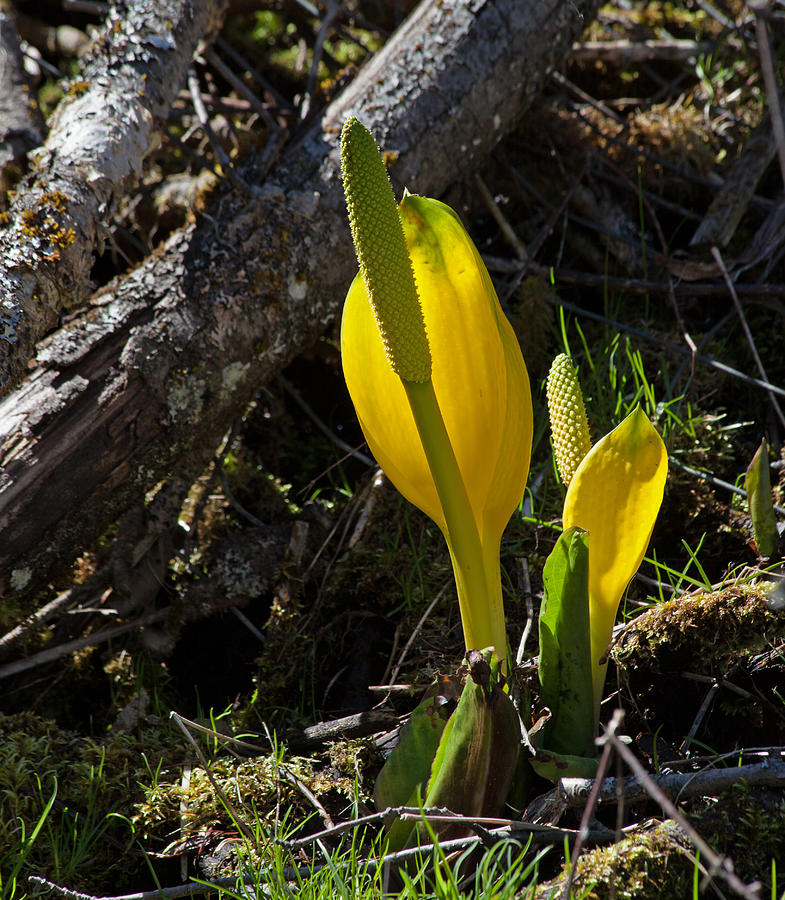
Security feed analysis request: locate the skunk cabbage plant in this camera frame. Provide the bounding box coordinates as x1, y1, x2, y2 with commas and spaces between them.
546, 354, 668, 724
340, 118, 533, 667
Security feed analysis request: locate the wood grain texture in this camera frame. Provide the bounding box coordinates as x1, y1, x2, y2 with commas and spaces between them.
0, 0, 227, 391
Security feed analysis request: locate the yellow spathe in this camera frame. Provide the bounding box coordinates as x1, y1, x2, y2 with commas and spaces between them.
341, 194, 533, 659
563, 405, 667, 710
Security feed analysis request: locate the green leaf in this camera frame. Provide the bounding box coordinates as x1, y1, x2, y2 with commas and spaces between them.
538, 527, 596, 760
423, 650, 519, 817
382, 650, 520, 851
374, 678, 458, 812
530, 748, 599, 780
746, 438, 778, 559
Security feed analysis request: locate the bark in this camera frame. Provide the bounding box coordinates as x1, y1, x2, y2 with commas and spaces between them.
0, 0, 227, 391
0, 2, 46, 197
0, 0, 600, 600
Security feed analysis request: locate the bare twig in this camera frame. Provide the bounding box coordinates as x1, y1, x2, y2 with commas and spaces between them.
0, 608, 169, 680
551, 70, 623, 123
670, 457, 785, 516
546, 295, 785, 400
571, 38, 712, 64
560, 710, 621, 900
187, 67, 248, 191
515, 557, 534, 666
0, 573, 113, 657
385, 583, 451, 687
711, 245, 785, 430
473, 173, 527, 260
679, 679, 720, 755
279, 375, 374, 466
597, 724, 766, 899
750, 1, 785, 191
557, 753, 785, 807
169, 711, 255, 841
202, 46, 278, 132
300, 1, 341, 120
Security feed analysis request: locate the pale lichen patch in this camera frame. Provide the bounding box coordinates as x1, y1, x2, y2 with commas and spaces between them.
287, 273, 308, 301
221, 360, 249, 400
10, 568, 32, 591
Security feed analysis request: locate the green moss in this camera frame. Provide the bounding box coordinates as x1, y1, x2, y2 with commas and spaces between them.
689, 783, 785, 892
0, 712, 166, 891
536, 821, 694, 899
614, 584, 783, 673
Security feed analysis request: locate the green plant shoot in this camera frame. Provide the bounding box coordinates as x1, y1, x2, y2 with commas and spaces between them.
746, 438, 778, 560
546, 354, 668, 724
340, 118, 533, 668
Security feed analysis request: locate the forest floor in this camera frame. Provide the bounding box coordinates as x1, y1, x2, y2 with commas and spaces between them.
2, 1, 785, 898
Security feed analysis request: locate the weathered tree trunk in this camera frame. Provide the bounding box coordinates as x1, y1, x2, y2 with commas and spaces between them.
0, 2, 47, 198
0, 0, 600, 600
0, 0, 227, 391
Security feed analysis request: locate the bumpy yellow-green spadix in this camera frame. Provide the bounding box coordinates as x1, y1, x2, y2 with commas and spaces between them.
563, 405, 668, 714
340, 118, 430, 383
546, 354, 592, 486
340, 118, 533, 667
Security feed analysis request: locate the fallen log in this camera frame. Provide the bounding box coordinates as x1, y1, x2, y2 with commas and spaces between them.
0, 0, 227, 391
0, 0, 600, 601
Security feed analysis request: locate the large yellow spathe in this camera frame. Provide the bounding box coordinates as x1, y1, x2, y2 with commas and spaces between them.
341, 195, 533, 662
563, 405, 667, 713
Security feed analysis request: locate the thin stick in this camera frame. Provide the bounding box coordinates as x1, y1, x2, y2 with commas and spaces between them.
300, 1, 340, 120
750, 1, 785, 190
560, 710, 620, 900
0, 608, 169, 680
515, 557, 534, 666
279, 375, 374, 466
386, 583, 450, 687
557, 754, 785, 806
474, 173, 528, 260
670, 457, 785, 515
711, 245, 785, 429
202, 47, 277, 132
679, 679, 720, 755
169, 712, 255, 841
187, 68, 247, 191
598, 724, 764, 899
549, 296, 785, 400
0, 589, 74, 655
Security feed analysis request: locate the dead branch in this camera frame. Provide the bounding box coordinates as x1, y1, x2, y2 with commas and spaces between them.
557, 753, 785, 806
570, 38, 711, 64
0, 2, 46, 198
0, 0, 600, 601
0, 0, 227, 392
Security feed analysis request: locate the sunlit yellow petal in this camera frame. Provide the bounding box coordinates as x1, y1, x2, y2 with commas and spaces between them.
341, 195, 532, 543
563, 406, 667, 688
341, 192, 533, 666
341, 272, 444, 525
483, 312, 533, 545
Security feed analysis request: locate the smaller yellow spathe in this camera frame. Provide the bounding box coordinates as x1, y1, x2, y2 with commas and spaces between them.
562, 406, 667, 712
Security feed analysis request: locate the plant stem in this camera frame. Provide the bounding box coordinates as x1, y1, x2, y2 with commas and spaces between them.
403, 379, 508, 668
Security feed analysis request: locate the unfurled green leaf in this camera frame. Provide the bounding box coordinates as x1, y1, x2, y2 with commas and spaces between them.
746, 438, 778, 559
537, 527, 595, 760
